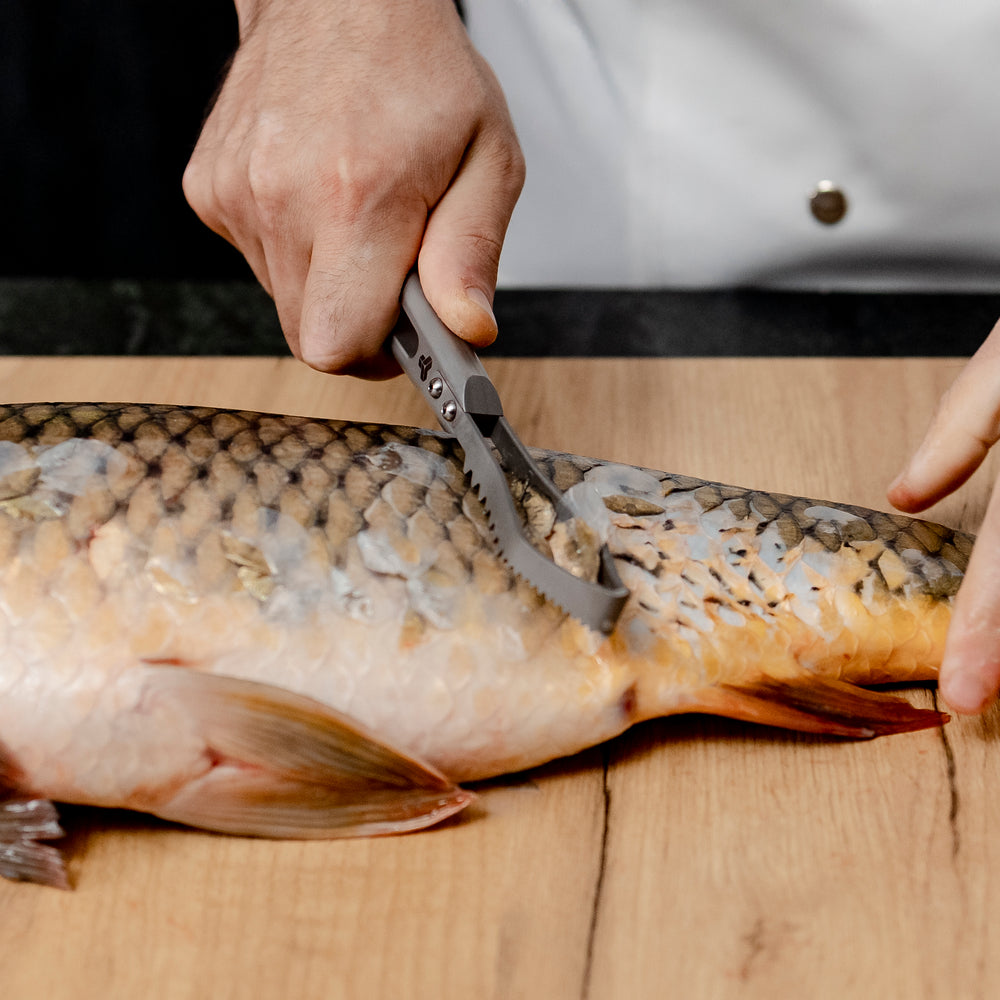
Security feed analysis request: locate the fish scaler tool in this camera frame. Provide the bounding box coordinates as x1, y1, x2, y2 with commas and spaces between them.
391, 272, 629, 634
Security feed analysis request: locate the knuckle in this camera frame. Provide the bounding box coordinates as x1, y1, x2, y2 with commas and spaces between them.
213, 158, 251, 219
509, 144, 527, 190
245, 146, 296, 234
471, 124, 526, 201
461, 231, 504, 271
490, 136, 527, 197
183, 143, 258, 234
181, 157, 213, 219
316, 154, 391, 226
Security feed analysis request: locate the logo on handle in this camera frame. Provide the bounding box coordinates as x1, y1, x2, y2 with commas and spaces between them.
418, 354, 433, 381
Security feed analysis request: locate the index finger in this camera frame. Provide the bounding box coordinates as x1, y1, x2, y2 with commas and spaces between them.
889, 319, 1000, 513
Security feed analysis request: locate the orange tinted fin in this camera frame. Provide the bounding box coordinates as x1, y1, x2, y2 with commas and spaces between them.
146, 668, 473, 838
693, 677, 947, 739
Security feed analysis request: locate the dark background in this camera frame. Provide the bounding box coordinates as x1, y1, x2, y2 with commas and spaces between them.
1, 2, 997, 357
1, 2, 245, 280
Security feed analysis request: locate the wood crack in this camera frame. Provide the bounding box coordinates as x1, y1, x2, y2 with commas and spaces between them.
580, 748, 611, 1000
933, 689, 961, 859
738, 916, 767, 982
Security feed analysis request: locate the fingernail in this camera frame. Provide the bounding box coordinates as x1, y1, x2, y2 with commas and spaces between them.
941, 669, 995, 714
465, 286, 496, 326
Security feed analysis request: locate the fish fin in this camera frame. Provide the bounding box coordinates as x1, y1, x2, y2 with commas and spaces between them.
0, 742, 70, 889
0, 795, 69, 890
694, 676, 947, 738
145, 667, 473, 838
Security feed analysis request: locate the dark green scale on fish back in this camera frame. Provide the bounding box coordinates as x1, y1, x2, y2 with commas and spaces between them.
0, 404, 974, 606
0, 404, 525, 605
685, 477, 968, 598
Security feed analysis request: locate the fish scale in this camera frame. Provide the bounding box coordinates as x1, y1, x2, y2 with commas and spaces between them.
0, 403, 968, 887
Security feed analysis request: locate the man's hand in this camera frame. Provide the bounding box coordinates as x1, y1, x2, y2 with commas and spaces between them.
889, 319, 1000, 713
183, 0, 524, 377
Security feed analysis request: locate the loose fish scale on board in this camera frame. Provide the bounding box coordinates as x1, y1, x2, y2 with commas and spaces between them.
0, 403, 962, 885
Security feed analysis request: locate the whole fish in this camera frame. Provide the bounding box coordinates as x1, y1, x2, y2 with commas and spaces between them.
0, 403, 963, 888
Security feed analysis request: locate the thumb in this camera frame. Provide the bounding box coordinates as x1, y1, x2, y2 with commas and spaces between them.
418, 132, 525, 348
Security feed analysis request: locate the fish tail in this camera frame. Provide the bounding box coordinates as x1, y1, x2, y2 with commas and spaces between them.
688, 676, 947, 738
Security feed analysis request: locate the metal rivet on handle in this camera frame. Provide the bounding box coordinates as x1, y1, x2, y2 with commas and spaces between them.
441, 400, 458, 422
428, 377, 444, 399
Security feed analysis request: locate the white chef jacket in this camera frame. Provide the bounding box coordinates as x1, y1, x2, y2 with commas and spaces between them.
464, 1, 1000, 290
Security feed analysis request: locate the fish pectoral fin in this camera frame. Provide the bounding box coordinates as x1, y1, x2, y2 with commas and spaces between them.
0, 795, 69, 890
145, 667, 473, 838
694, 675, 947, 738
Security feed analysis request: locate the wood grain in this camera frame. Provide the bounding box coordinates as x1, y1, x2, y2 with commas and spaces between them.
0, 355, 996, 1000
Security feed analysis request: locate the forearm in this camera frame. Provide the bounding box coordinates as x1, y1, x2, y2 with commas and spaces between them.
229, 0, 465, 42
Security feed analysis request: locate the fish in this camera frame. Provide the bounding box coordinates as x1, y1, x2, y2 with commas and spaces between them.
0, 403, 964, 888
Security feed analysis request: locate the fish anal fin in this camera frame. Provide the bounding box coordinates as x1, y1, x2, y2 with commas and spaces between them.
159, 766, 473, 839
0, 795, 69, 890
694, 676, 947, 739
146, 667, 473, 838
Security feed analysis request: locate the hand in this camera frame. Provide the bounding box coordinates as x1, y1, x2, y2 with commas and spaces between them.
888, 318, 1000, 713
183, 0, 524, 378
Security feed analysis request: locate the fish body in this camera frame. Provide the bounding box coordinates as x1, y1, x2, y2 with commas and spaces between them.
0, 404, 965, 887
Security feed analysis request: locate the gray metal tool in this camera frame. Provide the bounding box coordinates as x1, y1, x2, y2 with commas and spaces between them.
390, 272, 628, 634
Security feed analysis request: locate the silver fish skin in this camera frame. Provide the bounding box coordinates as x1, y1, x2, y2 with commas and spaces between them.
0, 404, 961, 886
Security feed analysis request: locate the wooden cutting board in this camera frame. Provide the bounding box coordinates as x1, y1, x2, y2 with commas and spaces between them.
1, 355, 996, 1000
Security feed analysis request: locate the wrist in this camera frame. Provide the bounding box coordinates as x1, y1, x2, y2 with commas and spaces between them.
232, 0, 465, 31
